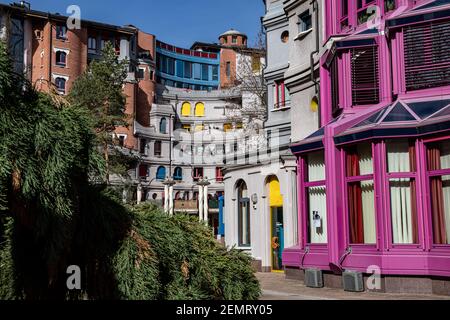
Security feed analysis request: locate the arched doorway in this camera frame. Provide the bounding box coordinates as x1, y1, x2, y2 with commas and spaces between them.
267, 176, 284, 271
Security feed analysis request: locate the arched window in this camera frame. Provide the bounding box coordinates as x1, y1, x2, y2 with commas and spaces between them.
181, 102, 191, 117
237, 180, 250, 247
195, 102, 205, 117
55, 77, 66, 94
160, 117, 167, 134
56, 51, 67, 67
156, 166, 166, 181
154, 141, 162, 157
174, 167, 183, 181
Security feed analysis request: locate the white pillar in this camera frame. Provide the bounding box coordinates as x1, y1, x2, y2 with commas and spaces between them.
164, 185, 169, 213
169, 185, 174, 216
198, 185, 204, 222
137, 185, 142, 205
203, 185, 209, 223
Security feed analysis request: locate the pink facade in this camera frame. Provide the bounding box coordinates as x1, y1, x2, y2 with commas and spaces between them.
284, 0, 450, 278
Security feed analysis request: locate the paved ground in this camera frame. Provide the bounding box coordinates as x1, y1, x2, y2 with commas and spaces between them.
257, 272, 450, 300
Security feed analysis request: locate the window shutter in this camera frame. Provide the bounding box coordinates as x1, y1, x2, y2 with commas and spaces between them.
351, 46, 379, 105
404, 20, 450, 91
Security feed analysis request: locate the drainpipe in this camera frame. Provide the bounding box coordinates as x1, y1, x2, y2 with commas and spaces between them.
310, 0, 321, 127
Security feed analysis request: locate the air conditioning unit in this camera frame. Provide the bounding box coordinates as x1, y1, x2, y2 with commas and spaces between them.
304, 269, 323, 288
343, 270, 364, 292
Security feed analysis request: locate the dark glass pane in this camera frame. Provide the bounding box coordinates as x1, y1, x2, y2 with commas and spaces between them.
383, 103, 416, 122
408, 99, 450, 119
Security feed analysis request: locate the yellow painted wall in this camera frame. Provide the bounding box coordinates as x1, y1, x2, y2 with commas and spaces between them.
195, 102, 205, 117
268, 177, 283, 208
181, 102, 191, 117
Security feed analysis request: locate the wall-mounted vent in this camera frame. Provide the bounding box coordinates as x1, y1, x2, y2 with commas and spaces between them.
304, 269, 323, 288
343, 270, 364, 292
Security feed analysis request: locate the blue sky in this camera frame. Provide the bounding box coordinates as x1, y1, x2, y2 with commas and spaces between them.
1, 0, 265, 48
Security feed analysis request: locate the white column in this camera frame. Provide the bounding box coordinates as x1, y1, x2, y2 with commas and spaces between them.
164, 185, 169, 213
203, 185, 209, 223
169, 185, 174, 216
198, 185, 204, 222
137, 185, 142, 205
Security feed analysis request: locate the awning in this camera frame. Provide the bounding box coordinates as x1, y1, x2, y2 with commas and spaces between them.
334, 98, 450, 145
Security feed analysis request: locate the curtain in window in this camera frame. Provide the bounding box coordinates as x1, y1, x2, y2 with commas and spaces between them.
307, 152, 327, 244
428, 144, 450, 244
387, 141, 418, 244
347, 152, 363, 243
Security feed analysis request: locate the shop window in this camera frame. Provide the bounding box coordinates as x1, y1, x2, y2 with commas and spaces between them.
154, 141, 162, 157
404, 20, 450, 91
351, 46, 379, 105
386, 140, 418, 244
174, 167, 183, 181
181, 102, 191, 117
237, 180, 251, 247
56, 51, 67, 67
156, 166, 166, 181
427, 140, 450, 245
305, 151, 327, 244
195, 102, 205, 117
345, 144, 376, 244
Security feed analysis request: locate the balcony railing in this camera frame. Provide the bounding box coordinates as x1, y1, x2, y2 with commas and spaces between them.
174, 200, 198, 211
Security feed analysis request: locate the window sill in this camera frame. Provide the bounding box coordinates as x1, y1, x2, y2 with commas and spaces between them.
271, 106, 291, 112
294, 28, 313, 41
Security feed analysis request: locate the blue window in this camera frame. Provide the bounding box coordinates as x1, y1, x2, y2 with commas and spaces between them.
156, 166, 166, 181
56, 25, 67, 40
56, 51, 67, 67
184, 61, 192, 78
212, 66, 219, 81
55, 77, 66, 94
174, 167, 183, 181
167, 57, 175, 75
176, 60, 184, 78
193, 63, 201, 80
160, 117, 167, 134
161, 55, 168, 73
202, 64, 209, 81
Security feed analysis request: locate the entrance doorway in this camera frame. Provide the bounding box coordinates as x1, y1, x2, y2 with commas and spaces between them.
267, 176, 284, 271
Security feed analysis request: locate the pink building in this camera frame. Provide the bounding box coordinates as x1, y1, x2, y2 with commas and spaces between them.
284, 0, 450, 294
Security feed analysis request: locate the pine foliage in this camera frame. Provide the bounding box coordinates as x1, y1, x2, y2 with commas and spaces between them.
0, 42, 260, 300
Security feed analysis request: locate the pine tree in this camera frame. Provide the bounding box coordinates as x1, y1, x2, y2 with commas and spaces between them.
69, 42, 132, 183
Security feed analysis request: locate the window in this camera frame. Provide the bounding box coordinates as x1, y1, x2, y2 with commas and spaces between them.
56, 25, 67, 40
184, 61, 192, 79
176, 60, 184, 78
212, 65, 219, 81
55, 77, 66, 94
340, 0, 349, 29
251, 55, 261, 72
427, 140, 450, 245
305, 151, 327, 244
193, 168, 204, 181
384, 0, 396, 12
88, 37, 97, 52
274, 81, 290, 109
160, 118, 167, 134
351, 46, 379, 106
357, 0, 377, 25
117, 135, 125, 147
216, 167, 224, 182
386, 140, 418, 244
281, 31, 289, 43
56, 51, 67, 67
404, 20, 450, 91
345, 144, 376, 244
232, 36, 237, 44
140, 139, 147, 155
182, 124, 191, 132
195, 102, 205, 117
174, 167, 183, 181
202, 64, 209, 81
193, 63, 201, 80
237, 180, 250, 247
139, 164, 148, 178
154, 141, 162, 157
181, 102, 191, 117
167, 57, 175, 75
100, 39, 107, 50
156, 166, 166, 181
137, 68, 145, 80
298, 10, 312, 32
226, 62, 231, 78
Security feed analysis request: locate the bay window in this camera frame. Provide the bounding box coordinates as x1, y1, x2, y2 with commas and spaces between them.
351, 46, 380, 105
386, 140, 419, 244
345, 144, 377, 244
305, 151, 327, 244
427, 140, 450, 245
